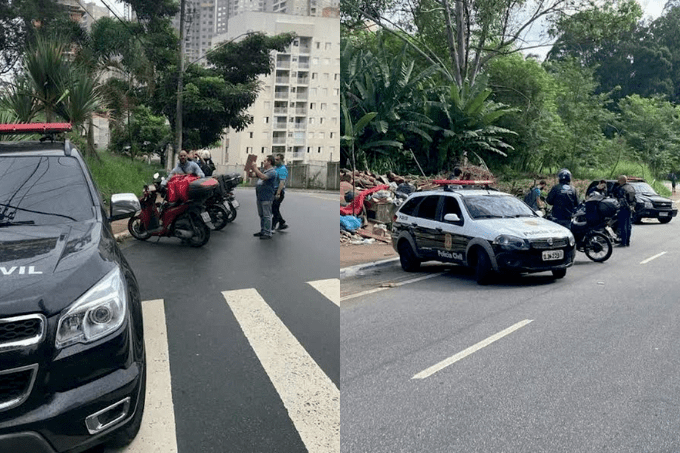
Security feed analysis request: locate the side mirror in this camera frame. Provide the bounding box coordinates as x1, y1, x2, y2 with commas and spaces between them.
443, 213, 461, 222
153, 172, 160, 179
109, 193, 141, 222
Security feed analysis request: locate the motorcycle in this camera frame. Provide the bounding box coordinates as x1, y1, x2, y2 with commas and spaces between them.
127, 173, 216, 247
205, 173, 242, 230
565, 195, 620, 262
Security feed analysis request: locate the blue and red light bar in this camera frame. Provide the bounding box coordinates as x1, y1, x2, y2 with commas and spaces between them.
433, 179, 495, 185
0, 123, 72, 134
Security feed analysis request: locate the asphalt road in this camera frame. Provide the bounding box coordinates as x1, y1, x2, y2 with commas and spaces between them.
341, 217, 680, 452
107, 188, 339, 453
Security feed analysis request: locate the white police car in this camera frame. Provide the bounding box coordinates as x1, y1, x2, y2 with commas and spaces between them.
391, 180, 576, 284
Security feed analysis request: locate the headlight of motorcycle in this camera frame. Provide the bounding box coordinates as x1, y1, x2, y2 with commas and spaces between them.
56, 268, 127, 349
493, 234, 530, 251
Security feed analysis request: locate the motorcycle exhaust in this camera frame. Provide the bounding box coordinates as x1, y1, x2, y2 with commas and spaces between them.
174, 229, 194, 239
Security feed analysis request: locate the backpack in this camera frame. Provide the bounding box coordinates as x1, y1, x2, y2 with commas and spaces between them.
524, 187, 538, 207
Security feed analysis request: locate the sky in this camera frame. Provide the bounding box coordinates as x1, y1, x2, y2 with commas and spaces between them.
525, 0, 669, 59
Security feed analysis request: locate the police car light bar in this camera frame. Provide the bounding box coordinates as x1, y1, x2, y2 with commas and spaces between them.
0, 123, 72, 134
433, 179, 495, 185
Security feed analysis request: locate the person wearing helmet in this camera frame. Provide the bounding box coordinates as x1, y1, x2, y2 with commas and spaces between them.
613, 175, 636, 246
546, 168, 579, 228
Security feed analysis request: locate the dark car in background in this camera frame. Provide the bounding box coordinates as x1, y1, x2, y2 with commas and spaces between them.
586, 178, 677, 224
0, 124, 145, 453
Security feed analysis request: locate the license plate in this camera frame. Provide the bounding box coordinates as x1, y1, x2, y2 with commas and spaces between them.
231, 200, 239, 209
660, 212, 669, 217
201, 211, 211, 223
223, 200, 231, 210
542, 250, 564, 261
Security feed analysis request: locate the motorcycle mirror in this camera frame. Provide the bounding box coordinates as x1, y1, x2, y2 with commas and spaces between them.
153, 172, 159, 179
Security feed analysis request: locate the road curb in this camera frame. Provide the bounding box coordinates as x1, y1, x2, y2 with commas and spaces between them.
340, 257, 399, 279
114, 231, 131, 242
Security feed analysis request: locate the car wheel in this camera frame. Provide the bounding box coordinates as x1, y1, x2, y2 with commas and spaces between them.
128, 216, 151, 240
398, 241, 420, 272
552, 268, 567, 279
659, 217, 672, 224
475, 249, 493, 285
104, 361, 146, 448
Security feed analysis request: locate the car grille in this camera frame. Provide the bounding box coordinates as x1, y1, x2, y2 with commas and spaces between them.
653, 201, 672, 209
0, 314, 46, 353
0, 364, 38, 412
530, 238, 570, 250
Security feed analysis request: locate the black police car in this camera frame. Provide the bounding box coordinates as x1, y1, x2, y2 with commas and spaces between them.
586, 178, 677, 224
0, 123, 145, 452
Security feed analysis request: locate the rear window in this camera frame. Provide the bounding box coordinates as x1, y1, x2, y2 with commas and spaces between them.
0, 156, 95, 226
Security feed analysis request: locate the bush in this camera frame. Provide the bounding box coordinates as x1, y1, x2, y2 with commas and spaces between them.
84, 151, 164, 203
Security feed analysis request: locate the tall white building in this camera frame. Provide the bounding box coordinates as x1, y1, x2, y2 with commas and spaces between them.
209, 10, 340, 167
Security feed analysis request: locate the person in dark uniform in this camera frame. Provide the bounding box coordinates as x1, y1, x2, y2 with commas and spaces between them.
613, 175, 636, 247
546, 168, 579, 228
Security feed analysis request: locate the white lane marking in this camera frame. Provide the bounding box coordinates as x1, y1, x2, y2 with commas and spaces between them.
341, 272, 444, 302
113, 300, 178, 453
412, 319, 533, 380
640, 251, 667, 264
308, 278, 340, 306
222, 289, 340, 453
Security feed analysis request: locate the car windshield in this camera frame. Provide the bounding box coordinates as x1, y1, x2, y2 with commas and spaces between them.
463, 195, 536, 219
630, 182, 657, 196
0, 156, 95, 226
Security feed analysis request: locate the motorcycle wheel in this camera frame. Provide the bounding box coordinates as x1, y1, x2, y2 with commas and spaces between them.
584, 231, 612, 262
225, 201, 237, 223
187, 217, 210, 247
128, 216, 151, 240
208, 204, 229, 230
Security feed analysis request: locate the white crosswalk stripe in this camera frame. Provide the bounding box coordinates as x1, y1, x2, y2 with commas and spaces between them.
222, 287, 340, 453
112, 279, 338, 452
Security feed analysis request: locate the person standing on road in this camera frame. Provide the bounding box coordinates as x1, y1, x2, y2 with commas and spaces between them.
614, 175, 636, 247
272, 153, 288, 231
249, 155, 278, 240
546, 168, 579, 228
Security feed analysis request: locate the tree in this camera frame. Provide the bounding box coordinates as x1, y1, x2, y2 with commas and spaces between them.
151, 32, 295, 151
343, 0, 593, 87
110, 105, 171, 160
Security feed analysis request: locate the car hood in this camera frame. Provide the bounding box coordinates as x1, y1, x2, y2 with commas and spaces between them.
638, 193, 669, 203
479, 217, 572, 239
0, 221, 115, 316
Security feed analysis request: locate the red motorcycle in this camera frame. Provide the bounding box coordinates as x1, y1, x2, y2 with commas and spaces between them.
128, 173, 217, 247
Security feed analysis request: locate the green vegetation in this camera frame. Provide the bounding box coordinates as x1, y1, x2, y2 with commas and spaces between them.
84, 151, 163, 202
341, 1, 680, 186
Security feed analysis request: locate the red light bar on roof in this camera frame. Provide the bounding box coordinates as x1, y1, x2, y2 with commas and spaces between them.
433, 179, 495, 185
0, 123, 72, 134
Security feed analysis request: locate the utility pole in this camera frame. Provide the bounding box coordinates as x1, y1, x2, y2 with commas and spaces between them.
173, 0, 187, 169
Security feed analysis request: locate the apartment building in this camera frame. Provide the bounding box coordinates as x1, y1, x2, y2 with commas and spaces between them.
209, 10, 340, 167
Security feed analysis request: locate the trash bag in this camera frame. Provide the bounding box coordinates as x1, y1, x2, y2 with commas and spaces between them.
340, 215, 362, 232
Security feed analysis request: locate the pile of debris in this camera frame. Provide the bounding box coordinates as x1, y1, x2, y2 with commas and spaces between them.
340, 165, 496, 245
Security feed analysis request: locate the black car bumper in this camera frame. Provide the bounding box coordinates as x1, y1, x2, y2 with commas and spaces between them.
0, 362, 143, 453
495, 247, 576, 274
635, 207, 678, 220
0, 320, 145, 453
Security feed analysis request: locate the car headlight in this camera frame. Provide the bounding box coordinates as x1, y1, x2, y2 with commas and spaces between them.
493, 234, 530, 251
56, 268, 127, 349
568, 234, 575, 247
644, 200, 653, 209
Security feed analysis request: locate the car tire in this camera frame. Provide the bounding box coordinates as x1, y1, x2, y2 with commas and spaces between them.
659, 217, 672, 224
475, 249, 493, 285
104, 362, 146, 448
398, 241, 420, 272
552, 268, 567, 279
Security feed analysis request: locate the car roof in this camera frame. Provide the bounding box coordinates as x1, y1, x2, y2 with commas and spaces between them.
410, 188, 509, 198
0, 140, 74, 156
